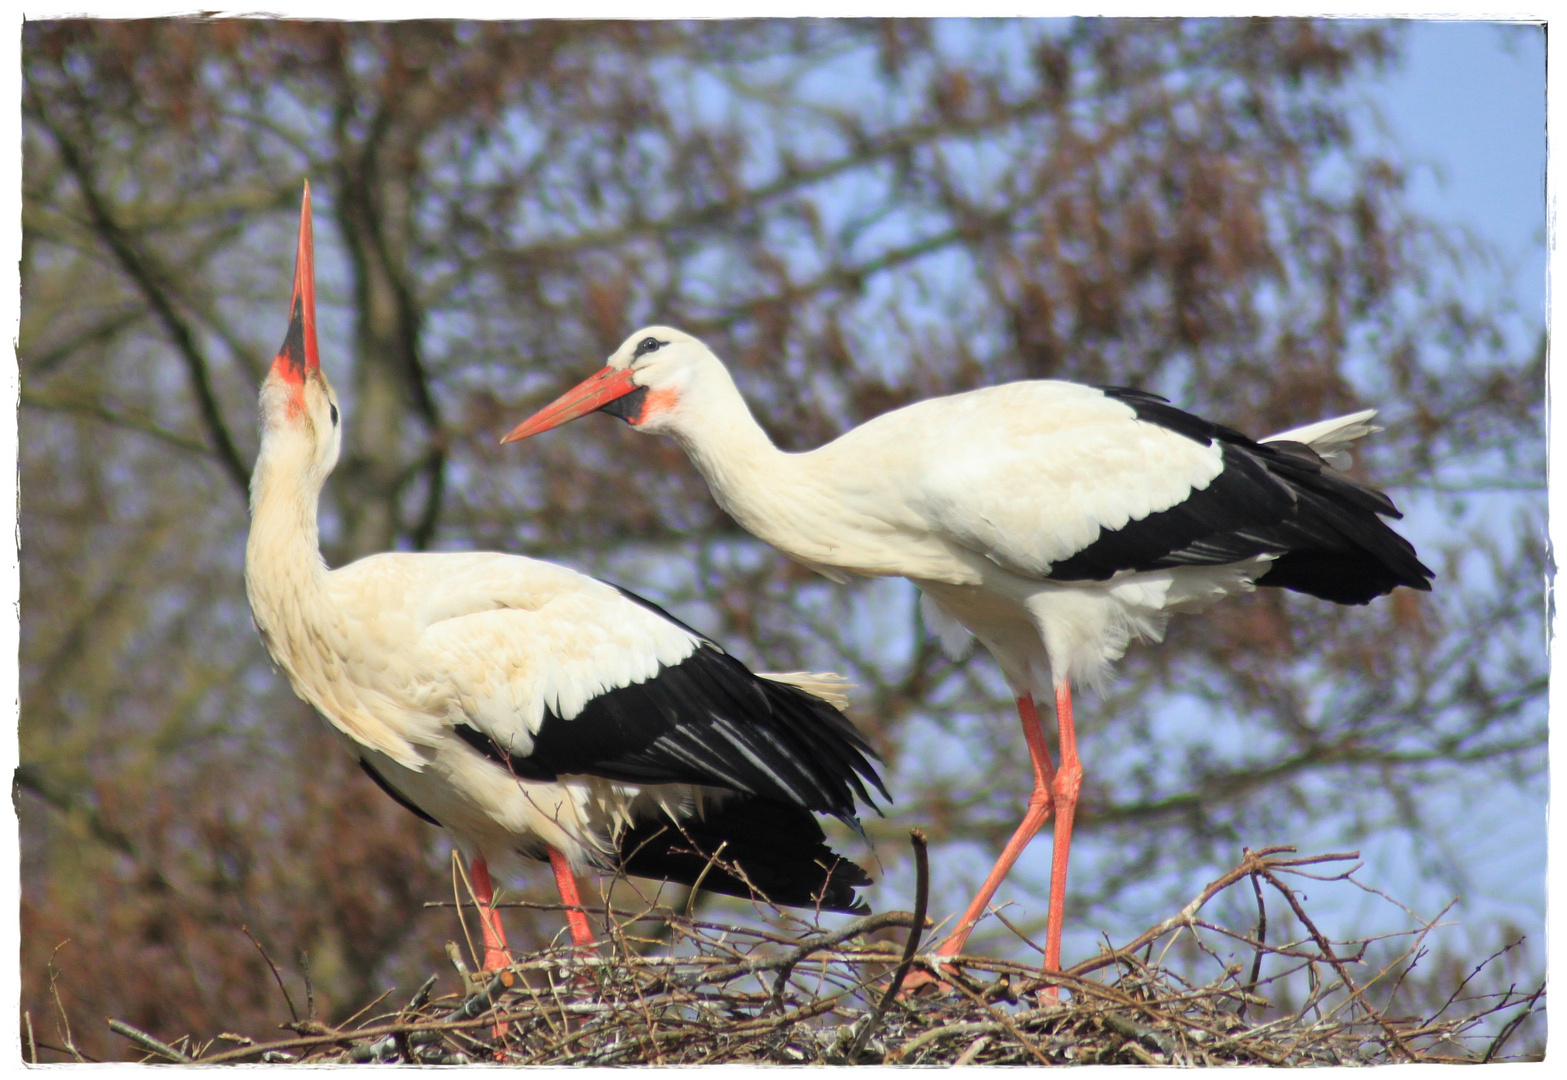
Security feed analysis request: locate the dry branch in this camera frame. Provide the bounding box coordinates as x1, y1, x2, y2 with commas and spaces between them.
99, 847, 1541, 1066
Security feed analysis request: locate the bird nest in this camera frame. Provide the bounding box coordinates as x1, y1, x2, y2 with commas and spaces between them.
104, 845, 1541, 1066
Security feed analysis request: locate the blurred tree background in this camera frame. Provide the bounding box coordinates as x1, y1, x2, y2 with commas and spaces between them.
18, 18, 1543, 1061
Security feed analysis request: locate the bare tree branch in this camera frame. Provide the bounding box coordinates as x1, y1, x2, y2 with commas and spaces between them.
27, 84, 251, 496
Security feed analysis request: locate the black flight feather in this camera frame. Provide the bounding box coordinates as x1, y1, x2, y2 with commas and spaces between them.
453, 626, 886, 826
1045, 387, 1434, 605
358, 758, 441, 827
615, 796, 872, 914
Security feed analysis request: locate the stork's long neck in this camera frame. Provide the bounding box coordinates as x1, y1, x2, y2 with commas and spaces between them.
243, 417, 429, 767
664, 363, 855, 569
669, 374, 789, 511
244, 434, 332, 651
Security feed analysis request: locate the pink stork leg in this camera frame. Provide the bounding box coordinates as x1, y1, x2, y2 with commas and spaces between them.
1041, 678, 1084, 987
934, 695, 1059, 957
469, 856, 515, 972
902, 696, 1057, 996
548, 845, 596, 947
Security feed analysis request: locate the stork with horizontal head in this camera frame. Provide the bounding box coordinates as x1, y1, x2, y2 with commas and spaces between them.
246, 198, 887, 974
502, 325, 1434, 984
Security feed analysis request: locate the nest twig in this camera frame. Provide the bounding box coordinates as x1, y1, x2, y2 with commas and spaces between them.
104, 843, 1543, 1065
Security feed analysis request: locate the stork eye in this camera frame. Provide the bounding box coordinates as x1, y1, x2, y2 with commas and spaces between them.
632, 336, 666, 361
329, 403, 339, 426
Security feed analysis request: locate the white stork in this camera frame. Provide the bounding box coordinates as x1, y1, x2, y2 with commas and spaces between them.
245, 197, 886, 975
502, 325, 1434, 980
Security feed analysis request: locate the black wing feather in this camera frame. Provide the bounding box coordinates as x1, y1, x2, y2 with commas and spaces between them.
1046, 387, 1434, 604
616, 796, 872, 914
358, 758, 441, 827
454, 639, 886, 824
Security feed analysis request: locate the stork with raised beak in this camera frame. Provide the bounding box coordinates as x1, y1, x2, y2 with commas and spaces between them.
245, 195, 887, 974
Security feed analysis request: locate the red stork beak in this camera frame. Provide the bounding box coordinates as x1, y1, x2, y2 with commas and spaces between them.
500, 365, 641, 444
272, 181, 319, 385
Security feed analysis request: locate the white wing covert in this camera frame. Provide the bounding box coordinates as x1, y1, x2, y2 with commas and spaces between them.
860, 382, 1225, 580
406, 559, 702, 757
351, 556, 886, 819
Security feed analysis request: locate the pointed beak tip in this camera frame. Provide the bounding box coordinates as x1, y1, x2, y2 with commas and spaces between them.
499, 413, 558, 445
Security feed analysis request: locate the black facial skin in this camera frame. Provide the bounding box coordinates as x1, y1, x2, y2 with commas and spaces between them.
599, 386, 649, 424
631, 336, 666, 360
276, 293, 310, 381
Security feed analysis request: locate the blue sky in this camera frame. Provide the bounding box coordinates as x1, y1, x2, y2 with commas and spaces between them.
1375, 21, 1545, 322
